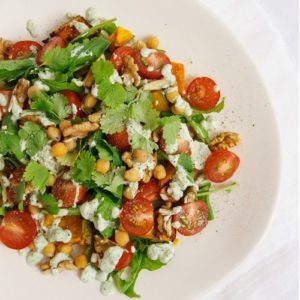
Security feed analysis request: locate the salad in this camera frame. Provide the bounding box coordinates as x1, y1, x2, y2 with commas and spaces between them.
0, 7, 241, 298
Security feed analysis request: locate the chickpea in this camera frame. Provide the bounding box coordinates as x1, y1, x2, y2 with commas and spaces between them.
43, 214, 54, 228
27, 85, 40, 98
28, 205, 40, 215
121, 151, 133, 167
59, 120, 72, 132
132, 149, 148, 163
146, 36, 159, 49
75, 254, 88, 269
95, 159, 110, 174
165, 87, 179, 103
57, 243, 73, 255
47, 126, 61, 141
124, 168, 139, 182
64, 139, 77, 152
115, 230, 129, 247
142, 170, 153, 183
171, 104, 185, 115
123, 186, 134, 199
42, 243, 56, 257
51, 142, 68, 157
154, 164, 167, 180
83, 94, 97, 109
47, 174, 56, 186
151, 91, 169, 112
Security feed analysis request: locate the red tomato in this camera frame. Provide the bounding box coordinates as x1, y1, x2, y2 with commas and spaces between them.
115, 242, 133, 271
111, 46, 136, 72
158, 136, 191, 155
106, 130, 131, 152
37, 36, 66, 64
52, 178, 87, 208
60, 90, 84, 117
0, 90, 12, 119
0, 211, 37, 249
173, 201, 208, 236
204, 150, 240, 183
7, 167, 25, 204
120, 198, 154, 237
186, 77, 220, 111
8, 41, 42, 60
135, 178, 160, 202
134, 51, 171, 79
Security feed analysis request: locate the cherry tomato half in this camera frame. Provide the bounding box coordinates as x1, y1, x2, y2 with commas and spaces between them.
134, 50, 171, 79
106, 130, 131, 152
115, 242, 133, 271
37, 36, 66, 64
173, 201, 208, 236
8, 41, 42, 60
135, 178, 160, 202
204, 150, 240, 183
120, 198, 154, 237
52, 178, 87, 208
111, 46, 136, 72
186, 77, 220, 111
61, 90, 84, 117
0, 90, 12, 119
0, 211, 37, 249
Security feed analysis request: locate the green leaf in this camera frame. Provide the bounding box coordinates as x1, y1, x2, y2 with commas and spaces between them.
91, 60, 114, 83
23, 161, 49, 192
188, 114, 209, 144
18, 121, 48, 156
2, 113, 18, 134
130, 93, 160, 130
101, 83, 127, 108
31, 92, 72, 124
178, 153, 193, 173
130, 132, 158, 153
43, 47, 71, 72
39, 193, 59, 215
100, 105, 129, 134
0, 206, 6, 216
101, 21, 117, 35
0, 131, 25, 161
16, 181, 25, 211
197, 183, 214, 221
71, 150, 96, 183
125, 86, 138, 102
194, 98, 225, 114
160, 116, 181, 145
41, 79, 82, 93
0, 58, 36, 81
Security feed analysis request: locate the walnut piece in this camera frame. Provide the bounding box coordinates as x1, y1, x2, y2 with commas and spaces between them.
94, 235, 116, 256
13, 79, 30, 105
58, 260, 77, 270
83, 70, 94, 88
143, 79, 169, 91
0, 38, 11, 60
122, 55, 141, 86
62, 121, 99, 138
88, 111, 101, 123
209, 132, 241, 151
39, 262, 50, 272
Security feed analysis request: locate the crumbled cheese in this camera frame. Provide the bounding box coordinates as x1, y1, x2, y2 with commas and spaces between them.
127, 181, 139, 198
78, 51, 93, 59
71, 45, 84, 57
120, 266, 132, 282
34, 80, 50, 91
26, 20, 39, 38
140, 48, 155, 58
8, 96, 23, 122
93, 214, 111, 232
111, 207, 121, 219
71, 78, 84, 87
50, 253, 70, 274
57, 209, 69, 217
73, 21, 89, 34
147, 243, 175, 264
29, 45, 38, 54
79, 198, 99, 221
80, 264, 98, 282
147, 66, 154, 72
34, 234, 48, 252
26, 251, 44, 266
190, 141, 210, 170
174, 96, 192, 116
213, 85, 220, 93
168, 154, 180, 167
71, 104, 78, 116
126, 119, 152, 146
96, 270, 109, 282
161, 64, 176, 85
19, 139, 27, 151
132, 155, 155, 180
131, 246, 136, 253
109, 69, 123, 84
202, 115, 220, 138
100, 246, 124, 273
100, 278, 117, 296
38, 114, 55, 127
91, 84, 99, 98
46, 221, 72, 243
86, 7, 99, 23
38, 69, 55, 80
32, 144, 59, 174
18, 247, 30, 257
167, 165, 193, 201
178, 123, 193, 143
165, 142, 178, 155
0, 94, 7, 106
172, 221, 181, 229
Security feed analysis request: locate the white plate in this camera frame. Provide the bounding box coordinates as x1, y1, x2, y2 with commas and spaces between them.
0, 0, 281, 299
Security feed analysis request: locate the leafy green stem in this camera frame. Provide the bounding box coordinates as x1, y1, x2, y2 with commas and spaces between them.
197, 182, 238, 197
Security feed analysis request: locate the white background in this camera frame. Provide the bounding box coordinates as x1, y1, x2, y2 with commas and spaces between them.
202, 0, 298, 299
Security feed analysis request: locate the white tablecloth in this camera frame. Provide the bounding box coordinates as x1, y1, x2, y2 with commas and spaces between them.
200, 0, 298, 299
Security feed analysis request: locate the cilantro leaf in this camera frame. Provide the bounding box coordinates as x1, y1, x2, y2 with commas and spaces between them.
0, 58, 36, 81
43, 47, 70, 72
130, 132, 158, 153
39, 193, 59, 215
91, 60, 114, 83
18, 122, 48, 156
130, 92, 160, 130
160, 116, 181, 145
178, 153, 193, 173
71, 150, 96, 183
23, 161, 49, 192
31, 92, 72, 124
41, 79, 82, 93
103, 83, 127, 108
0, 132, 25, 161
100, 105, 129, 134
